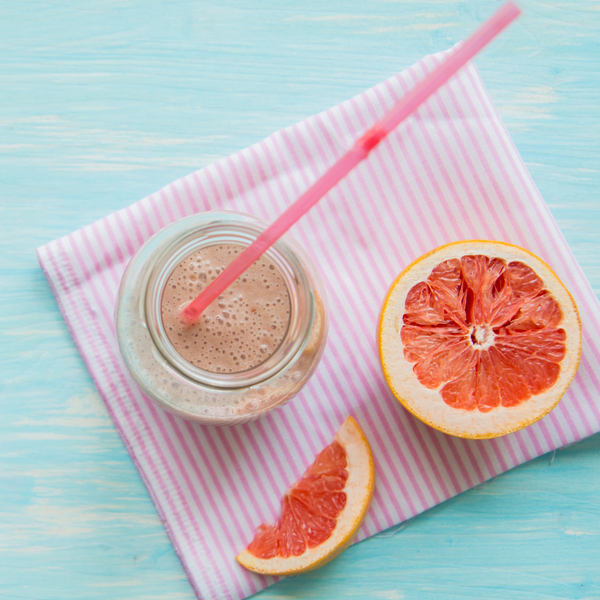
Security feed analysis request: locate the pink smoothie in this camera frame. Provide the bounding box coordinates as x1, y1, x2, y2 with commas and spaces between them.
161, 244, 291, 373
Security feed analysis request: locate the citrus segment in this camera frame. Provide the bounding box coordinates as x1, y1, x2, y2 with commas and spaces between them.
248, 440, 347, 559
379, 241, 582, 439
403, 256, 566, 411
236, 416, 374, 575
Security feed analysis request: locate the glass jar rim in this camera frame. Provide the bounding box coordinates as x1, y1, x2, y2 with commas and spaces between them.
144, 211, 315, 390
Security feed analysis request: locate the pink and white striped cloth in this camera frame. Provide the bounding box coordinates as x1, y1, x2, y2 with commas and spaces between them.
38, 48, 600, 600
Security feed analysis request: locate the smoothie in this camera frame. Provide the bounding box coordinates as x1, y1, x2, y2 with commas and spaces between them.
115, 211, 328, 425
161, 244, 291, 373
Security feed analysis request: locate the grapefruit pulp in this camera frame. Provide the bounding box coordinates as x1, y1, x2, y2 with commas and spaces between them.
379, 241, 581, 439
236, 416, 374, 575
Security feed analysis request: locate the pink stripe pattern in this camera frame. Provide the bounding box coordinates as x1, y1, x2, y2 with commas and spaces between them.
37, 49, 600, 600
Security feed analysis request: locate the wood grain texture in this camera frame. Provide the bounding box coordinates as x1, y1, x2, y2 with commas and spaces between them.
1, 1, 599, 598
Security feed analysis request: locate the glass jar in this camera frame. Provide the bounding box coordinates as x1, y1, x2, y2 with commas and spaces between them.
115, 211, 329, 426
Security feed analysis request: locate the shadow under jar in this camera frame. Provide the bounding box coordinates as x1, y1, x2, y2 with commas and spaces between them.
115, 211, 329, 426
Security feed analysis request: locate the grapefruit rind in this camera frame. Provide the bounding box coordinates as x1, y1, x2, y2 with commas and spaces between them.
236, 416, 375, 575
378, 240, 582, 439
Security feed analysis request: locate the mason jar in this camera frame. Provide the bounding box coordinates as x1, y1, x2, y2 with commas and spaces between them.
115, 211, 329, 426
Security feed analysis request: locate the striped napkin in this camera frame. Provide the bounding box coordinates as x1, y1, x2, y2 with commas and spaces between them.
37, 48, 600, 600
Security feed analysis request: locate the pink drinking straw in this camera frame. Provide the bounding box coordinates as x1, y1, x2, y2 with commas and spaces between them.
183, 2, 521, 321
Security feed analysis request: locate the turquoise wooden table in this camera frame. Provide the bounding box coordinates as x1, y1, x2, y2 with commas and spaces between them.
2, 1, 600, 598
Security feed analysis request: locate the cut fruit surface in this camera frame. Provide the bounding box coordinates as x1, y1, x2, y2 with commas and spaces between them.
236, 416, 374, 576
379, 241, 582, 439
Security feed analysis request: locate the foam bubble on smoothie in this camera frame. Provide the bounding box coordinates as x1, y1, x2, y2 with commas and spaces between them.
161, 244, 291, 374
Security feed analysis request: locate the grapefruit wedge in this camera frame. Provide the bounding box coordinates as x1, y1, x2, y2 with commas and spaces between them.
236, 416, 374, 576
379, 241, 582, 439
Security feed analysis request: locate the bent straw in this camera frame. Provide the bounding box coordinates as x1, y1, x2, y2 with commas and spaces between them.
183, 1, 521, 321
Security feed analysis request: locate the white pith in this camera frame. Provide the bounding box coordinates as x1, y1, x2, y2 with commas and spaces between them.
379, 241, 582, 439
470, 324, 495, 350
236, 416, 375, 575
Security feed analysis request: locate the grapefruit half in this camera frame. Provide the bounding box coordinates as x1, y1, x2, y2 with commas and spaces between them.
379, 241, 581, 439
236, 416, 374, 575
